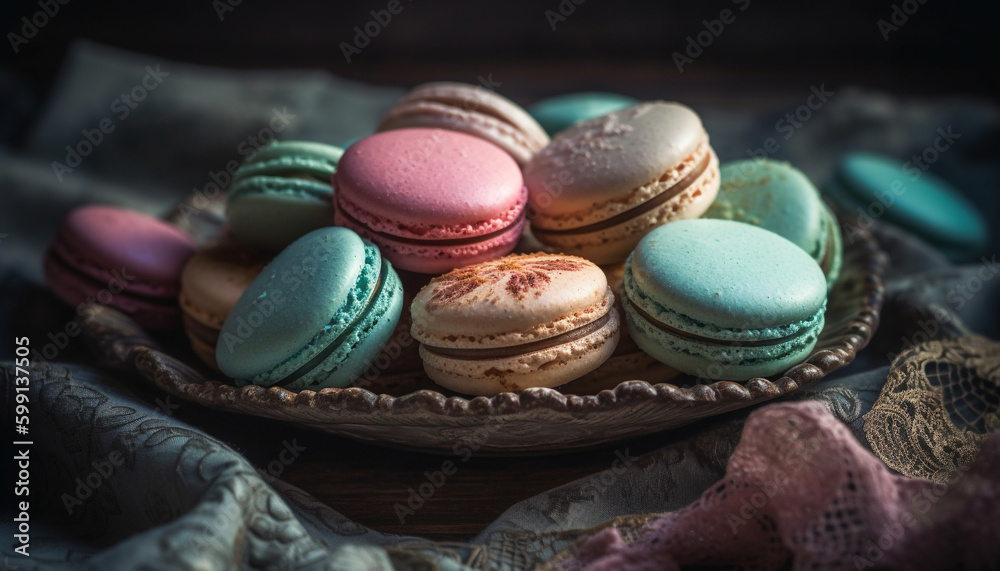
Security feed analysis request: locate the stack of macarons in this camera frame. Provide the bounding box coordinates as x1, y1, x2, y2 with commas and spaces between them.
46, 81, 887, 396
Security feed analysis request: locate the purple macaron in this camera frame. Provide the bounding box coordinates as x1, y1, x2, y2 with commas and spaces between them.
44, 205, 197, 329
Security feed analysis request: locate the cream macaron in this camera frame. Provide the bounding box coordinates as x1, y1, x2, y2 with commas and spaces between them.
377, 82, 550, 166
524, 101, 720, 265
410, 253, 620, 396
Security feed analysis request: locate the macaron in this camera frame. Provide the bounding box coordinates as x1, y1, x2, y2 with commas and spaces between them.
524, 101, 720, 265
705, 159, 843, 289
410, 253, 620, 396
377, 82, 549, 166
823, 152, 989, 262
527, 92, 639, 136
216, 227, 403, 390
226, 141, 343, 252
44, 205, 197, 330
333, 128, 528, 274
623, 219, 827, 381
179, 240, 271, 370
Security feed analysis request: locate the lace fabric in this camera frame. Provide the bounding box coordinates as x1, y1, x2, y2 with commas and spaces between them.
554, 400, 1000, 570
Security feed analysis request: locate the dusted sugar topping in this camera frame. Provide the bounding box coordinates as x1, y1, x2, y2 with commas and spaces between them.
425, 255, 591, 308
411, 253, 612, 348
524, 101, 707, 216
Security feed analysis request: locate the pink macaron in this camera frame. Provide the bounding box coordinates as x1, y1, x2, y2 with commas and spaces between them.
333, 128, 527, 274
44, 205, 198, 329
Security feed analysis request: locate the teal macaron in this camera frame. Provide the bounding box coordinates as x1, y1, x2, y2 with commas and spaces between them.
226, 141, 343, 252
216, 226, 403, 390
623, 219, 828, 381
528, 92, 639, 136
705, 159, 843, 289
823, 152, 989, 262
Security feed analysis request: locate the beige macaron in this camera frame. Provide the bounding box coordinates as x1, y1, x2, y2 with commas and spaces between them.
524, 101, 720, 265
410, 253, 620, 396
179, 240, 270, 370
376, 81, 550, 166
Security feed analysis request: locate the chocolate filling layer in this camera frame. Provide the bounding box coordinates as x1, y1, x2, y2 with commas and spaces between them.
532, 151, 711, 237
336, 196, 525, 247
627, 296, 808, 348
273, 259, 388, 388
421, 310, 613, 361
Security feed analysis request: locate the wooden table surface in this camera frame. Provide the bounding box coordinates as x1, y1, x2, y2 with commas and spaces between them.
118, 364, 700, 539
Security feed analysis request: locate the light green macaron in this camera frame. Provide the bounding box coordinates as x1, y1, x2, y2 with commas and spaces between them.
226, 141, 343, 252
705, 159, 843, 289
623, 219, 828, 381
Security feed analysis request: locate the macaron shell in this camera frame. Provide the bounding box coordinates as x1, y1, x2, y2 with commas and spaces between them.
628, 220, 827, 330
227, 185, 334, 252
236, 141, 344, 173
707, 160, 827, 259
420, 307, 620, 396
179, 241, 271, 330
336, 207, 525, 274
524, 101, 707, 216
216, 227, 368, 382
377, 82, 549, 165
43, 250, 181, 330
50, 205, 197, 298
623, 297, 822, 381
280, 268, 403, 390
832, 152, 989, 254
411, 253, 612, 347
179, 240, 270, 369
528, 92, 640, 136
820, 205, 844, 289
334, 129, 525, 229
530, 147, 720, 265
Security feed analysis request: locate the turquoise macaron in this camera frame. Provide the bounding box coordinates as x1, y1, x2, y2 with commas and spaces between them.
527, 92, 639, 136
705, 159, 843, 289
823, 152, 989, 262
623, 219, 828, 381
226, 141, 343, 252
216, 226, 403, 390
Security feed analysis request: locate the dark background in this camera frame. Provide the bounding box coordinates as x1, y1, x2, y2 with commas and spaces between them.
2, 0, 999, 103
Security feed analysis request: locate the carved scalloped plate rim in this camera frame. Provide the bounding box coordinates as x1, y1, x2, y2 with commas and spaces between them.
82, 220, 886, 454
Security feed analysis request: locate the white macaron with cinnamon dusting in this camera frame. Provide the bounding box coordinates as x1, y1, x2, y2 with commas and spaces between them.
524, 101, 720, 265
377, 82, 550, 166
410, 253, 619, 396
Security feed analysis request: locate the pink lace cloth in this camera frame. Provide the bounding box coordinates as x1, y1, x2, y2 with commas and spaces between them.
558, 401, 1000, 570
